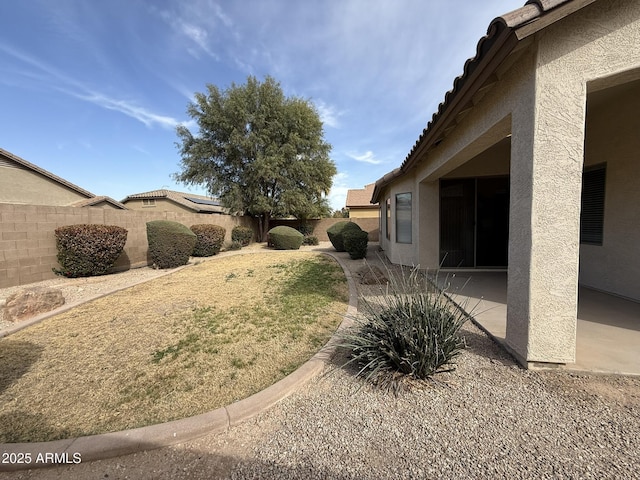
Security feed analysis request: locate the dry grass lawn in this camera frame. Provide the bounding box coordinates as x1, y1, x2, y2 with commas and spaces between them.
0, 252, 348, 443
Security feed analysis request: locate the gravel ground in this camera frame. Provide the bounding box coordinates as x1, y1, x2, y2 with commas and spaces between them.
1, 244, 639, 479
0, 267, 170, 331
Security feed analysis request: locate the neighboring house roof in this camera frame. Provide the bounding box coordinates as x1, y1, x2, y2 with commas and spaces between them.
0, 147, 127, 209
69, 196, 128, 209
121, 189, 227, 214
372, 0, 596, 203
1, 147, 95, 199
346, 183, 378, 208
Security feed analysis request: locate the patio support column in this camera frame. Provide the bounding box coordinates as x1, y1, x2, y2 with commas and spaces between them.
418, 181, 439, 270
506, 74, 585, 366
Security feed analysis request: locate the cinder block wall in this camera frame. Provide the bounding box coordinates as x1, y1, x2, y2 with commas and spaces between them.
0, 204, 255, 289
270, 217, 380, 242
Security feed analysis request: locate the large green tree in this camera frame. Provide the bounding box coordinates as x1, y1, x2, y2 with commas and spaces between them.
174, 76, 336, 241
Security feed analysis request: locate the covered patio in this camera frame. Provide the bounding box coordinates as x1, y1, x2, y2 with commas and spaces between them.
440, 272, 640, 376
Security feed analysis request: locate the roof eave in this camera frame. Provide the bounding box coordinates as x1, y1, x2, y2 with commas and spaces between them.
371, 0, 596, 202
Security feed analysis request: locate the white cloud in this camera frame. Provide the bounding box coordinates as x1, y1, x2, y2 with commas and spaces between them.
176, 20, 219, 60
314, 100, 341, 129
0, 43, 188, 130
328, 171, 350, 210
155, 2, 238, 60
348, 151, 383, 165
178, 119, 198, 131
74, 92, 180, 129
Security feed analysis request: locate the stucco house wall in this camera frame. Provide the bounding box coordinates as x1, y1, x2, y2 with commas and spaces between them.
1, 149, 126, 209
374, 0, 640, 367
378, 174, 418, 266
348, 208, 379, 219
124, 198, 198, 215
579, 78, 640, 301
0, 162, 90, 206
442, 138, 511, 179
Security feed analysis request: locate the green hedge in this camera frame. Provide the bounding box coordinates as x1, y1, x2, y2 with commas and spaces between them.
327, 221, 362, 252
146, 220, 196, 269
343, 229, 369, 259
268, 225, 304, 250
54, 224, 128, 277
190, 224, 226, 256
231, 226, 253, 246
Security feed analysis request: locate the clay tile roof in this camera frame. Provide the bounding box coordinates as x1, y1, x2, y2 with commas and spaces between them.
372, 0, 595, 203
121, 189, 226, 213
69, 196, 128, 209
346, 183, 378, 208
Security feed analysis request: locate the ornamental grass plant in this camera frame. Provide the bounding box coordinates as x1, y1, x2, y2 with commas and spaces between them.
339, 264, 468, 392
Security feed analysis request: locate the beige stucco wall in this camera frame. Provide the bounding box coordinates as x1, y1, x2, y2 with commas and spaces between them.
348, 208, 379, 219
580, 78, 640, 302
123, 198, 197, 214
0, 166, 90, 206
443, 137, 511, 179
513, 0, 640, 363
378, 174, 418, 266
380, 0, 640, 366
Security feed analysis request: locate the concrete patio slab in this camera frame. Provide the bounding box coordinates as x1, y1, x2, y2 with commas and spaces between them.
438, 271, 640, 376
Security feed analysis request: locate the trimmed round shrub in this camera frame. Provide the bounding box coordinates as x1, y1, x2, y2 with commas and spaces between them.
231, 226, 253, 246
54, 224, 128, 277
190, 224, 226, 256
327, 221, 362, 252
343, 229, 369, 259
146, 220, 196, 269
268, 225, 304, 250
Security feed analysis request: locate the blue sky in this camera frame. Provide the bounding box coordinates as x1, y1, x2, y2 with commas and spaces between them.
0, 0, 524, 210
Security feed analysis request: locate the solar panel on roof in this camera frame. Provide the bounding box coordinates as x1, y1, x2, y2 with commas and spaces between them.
185, 196, 221, 206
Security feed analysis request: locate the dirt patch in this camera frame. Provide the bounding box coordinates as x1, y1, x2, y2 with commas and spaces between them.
0, 251, 348, 442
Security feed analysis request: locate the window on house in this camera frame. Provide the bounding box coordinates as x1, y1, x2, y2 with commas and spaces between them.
143, 199, 156, 207
580, 164, 606, 245
396, 192, 412, 244
386, 198, 391, 240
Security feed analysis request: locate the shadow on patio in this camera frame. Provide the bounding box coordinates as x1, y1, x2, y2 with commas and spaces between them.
437, 271, 640, 376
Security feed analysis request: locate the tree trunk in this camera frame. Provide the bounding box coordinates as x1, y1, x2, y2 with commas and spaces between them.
259, 214, 270, 242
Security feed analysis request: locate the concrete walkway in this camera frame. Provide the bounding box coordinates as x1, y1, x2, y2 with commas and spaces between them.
439, 271, 640, 375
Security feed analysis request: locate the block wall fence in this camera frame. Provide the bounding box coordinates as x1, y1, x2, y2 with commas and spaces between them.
270, 217, 379, 243
0, 203, 379, 289
0, 204, 254, 289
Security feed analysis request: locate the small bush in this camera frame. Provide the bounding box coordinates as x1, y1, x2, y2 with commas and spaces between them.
297, 223, 314, 236
339, 266, 467, 392
146, 220, 196, 269
225, 240, 243, 251
302, 235, 319, 246
327, 221, 362, 252
268, 225, 304, 250
231, 226, 253, 246
343, 229, 369, 259
54, 224, 128, 277
190, 224, 226, 256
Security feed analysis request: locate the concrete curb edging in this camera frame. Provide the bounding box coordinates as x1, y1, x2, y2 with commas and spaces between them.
0, 250, 359, 472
